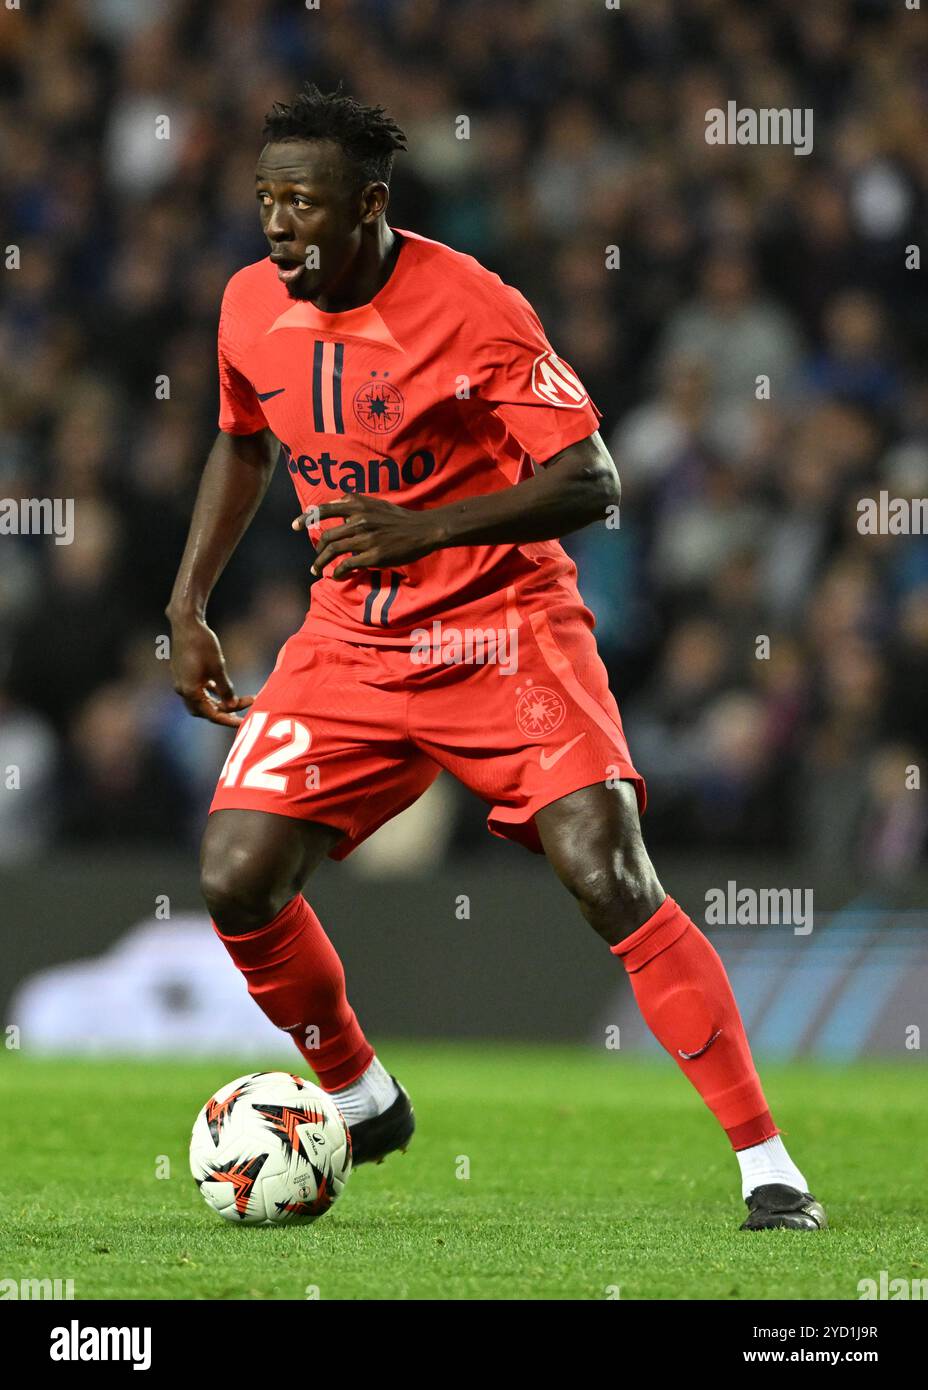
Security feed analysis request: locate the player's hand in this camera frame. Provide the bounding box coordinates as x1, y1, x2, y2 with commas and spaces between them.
168, 615, 254, 727
294, 496, 445, 579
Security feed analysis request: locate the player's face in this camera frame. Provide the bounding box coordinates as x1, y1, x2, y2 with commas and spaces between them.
255, 139, 380, 301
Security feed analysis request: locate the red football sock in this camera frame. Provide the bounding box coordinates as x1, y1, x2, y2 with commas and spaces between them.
213, 894, 373, 1091
611, 895, 778, 1150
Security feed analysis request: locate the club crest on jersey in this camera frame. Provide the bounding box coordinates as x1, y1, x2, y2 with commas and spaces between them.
354, 375, 405, 433
530, 351, 589, 409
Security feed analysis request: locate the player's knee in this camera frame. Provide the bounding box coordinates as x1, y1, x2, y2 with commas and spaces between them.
200, 836, 294, 935
567, 851, 664, 937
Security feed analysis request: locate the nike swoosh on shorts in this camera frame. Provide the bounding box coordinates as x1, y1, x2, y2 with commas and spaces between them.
538, 732, 587, 770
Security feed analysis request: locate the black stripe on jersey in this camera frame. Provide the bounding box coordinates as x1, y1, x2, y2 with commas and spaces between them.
332, 342, 345, 433
363, 571, 382, 625
379, 571, 401, 625
312, 340, 325, 431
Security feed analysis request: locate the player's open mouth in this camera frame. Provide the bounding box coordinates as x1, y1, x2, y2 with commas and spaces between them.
271, 257, 304, 285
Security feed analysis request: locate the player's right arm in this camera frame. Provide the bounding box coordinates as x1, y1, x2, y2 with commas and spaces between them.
166, 426, 278, 726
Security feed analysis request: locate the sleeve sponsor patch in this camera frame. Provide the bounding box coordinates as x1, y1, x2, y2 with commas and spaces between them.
530, 351, 590, 409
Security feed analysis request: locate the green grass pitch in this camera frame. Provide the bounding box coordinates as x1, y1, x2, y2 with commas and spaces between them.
0, 1043, 924, 1300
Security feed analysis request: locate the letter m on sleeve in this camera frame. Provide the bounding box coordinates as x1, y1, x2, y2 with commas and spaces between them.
531, 351, 589, 409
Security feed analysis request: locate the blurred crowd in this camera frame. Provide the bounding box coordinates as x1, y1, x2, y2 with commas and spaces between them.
1, 0, 927, 874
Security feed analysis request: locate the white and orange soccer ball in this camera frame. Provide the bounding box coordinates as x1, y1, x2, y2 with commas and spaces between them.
190, 1071, 352, 1225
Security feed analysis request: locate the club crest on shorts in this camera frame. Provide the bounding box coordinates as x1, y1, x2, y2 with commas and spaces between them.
530, 351, 589, 408
515, 679, 567, 738
354, 374, 405, 432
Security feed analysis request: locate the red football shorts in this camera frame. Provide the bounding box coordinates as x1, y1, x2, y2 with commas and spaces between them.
209, 605, 645, 858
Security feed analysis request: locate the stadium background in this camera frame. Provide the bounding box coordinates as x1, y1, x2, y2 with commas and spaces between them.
1, 0, 927, 1058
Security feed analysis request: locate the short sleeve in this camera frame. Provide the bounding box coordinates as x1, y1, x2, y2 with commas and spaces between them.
473, 285, 601, 463
218, 287, 268, 435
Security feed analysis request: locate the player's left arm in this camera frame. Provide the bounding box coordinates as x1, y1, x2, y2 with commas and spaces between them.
299, 431, 619, 579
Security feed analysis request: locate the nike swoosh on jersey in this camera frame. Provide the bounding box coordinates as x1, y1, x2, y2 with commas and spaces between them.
538, 732, 587, 770
256, 387, 286, 401
678, 1028, 723, 1061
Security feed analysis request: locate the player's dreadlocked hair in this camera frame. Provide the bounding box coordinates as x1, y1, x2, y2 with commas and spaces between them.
263, 82, 408, 187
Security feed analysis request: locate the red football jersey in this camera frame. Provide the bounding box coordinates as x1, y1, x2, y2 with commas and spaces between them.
218, 229, 602, 644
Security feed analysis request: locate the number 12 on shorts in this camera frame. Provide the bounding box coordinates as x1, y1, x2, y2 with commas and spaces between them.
219, 711, 312, 793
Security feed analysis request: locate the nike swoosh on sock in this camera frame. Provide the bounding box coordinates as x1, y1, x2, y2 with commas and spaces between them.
678, 1027, 723, 1061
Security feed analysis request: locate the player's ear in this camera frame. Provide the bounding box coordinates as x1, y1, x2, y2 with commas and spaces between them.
359, 181, 389, 223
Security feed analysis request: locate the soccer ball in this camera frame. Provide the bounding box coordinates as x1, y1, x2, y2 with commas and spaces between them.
190, 1071, 352, 1225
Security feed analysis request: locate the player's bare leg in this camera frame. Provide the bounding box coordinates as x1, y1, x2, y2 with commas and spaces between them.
201, 809, 415, 1163
535, 782, 826, 1230
201, 807, 340, 934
